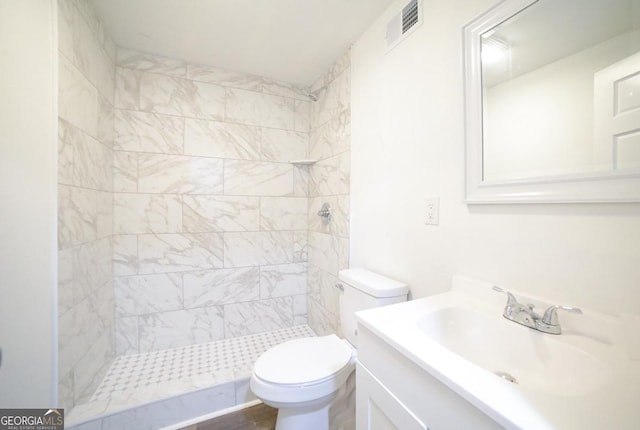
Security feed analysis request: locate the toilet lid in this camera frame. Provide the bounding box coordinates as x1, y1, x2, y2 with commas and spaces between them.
254, 335, 353, 385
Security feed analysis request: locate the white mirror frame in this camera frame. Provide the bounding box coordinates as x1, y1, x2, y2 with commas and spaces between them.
464, 0, 640, 204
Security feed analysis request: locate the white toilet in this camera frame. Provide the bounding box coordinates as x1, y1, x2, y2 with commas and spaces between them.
250, 268, 408, 430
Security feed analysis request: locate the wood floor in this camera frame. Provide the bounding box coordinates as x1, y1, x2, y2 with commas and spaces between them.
181, 403, 277, 430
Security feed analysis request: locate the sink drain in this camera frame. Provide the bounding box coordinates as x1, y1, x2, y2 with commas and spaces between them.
494, 371, 518, 384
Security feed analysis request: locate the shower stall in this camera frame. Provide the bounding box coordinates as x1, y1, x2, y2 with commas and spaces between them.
57, 0, 351, 427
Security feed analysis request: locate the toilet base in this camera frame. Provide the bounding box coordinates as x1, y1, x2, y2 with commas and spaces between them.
275, 403, 330, 430
265, 371, 356, 430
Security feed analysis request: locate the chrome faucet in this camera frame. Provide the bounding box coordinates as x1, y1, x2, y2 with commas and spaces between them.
537, 305, 583, 334
492, 286, 582, 335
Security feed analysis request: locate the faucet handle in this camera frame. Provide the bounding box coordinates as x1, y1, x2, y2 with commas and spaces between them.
492, 286, 518, 306
541, 305, 583, 326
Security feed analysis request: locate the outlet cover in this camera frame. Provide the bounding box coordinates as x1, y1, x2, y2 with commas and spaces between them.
425, 197, 439, 225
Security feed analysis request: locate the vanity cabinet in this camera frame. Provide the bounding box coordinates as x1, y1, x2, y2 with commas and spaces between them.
357, 363, 425, 430
356, 325, 503, 430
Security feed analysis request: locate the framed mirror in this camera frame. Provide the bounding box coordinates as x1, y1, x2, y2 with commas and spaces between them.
464, 0, 640, 203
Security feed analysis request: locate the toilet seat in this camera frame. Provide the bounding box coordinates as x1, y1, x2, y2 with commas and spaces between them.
250, 335, 356, 407
253, 335, 353, 386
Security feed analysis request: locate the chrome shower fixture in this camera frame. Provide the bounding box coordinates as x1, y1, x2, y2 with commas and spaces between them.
317, 202, 332, 225
304, 85, 327, 102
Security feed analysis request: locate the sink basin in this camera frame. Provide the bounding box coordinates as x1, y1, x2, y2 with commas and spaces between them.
417, 307, 612, 396
356, 276, 640, 430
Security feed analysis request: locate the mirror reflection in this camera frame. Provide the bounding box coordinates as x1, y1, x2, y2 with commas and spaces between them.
481, 0, 640, 182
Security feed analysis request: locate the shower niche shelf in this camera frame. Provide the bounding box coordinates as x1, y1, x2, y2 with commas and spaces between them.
288, 159, 317, 165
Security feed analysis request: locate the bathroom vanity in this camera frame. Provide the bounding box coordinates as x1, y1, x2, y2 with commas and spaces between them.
355, 276, 640, 430
356, 324, 501, 430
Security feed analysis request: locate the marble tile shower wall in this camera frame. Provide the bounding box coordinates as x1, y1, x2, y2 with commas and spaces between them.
307, 51, 351, 336
57, 0, 116, 409
112, 49, 311, 355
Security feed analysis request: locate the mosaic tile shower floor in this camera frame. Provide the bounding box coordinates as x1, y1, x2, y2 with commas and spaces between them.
68, 325, 316, 426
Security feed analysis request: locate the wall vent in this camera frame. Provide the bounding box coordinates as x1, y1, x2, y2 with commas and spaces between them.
402, 0, 419, 33
386, 0, 423, 53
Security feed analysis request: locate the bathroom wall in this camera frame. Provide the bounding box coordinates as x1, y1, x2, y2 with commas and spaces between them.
307, 51, 352, 335
112, 49, 311, 354
57, 0, 116, 408
0, 0, 57, 407
350, 0, 640, 315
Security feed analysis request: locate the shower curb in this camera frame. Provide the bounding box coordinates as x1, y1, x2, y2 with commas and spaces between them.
66, 378, 255, 430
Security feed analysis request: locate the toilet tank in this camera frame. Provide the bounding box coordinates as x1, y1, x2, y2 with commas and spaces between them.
338, 268, 408, 347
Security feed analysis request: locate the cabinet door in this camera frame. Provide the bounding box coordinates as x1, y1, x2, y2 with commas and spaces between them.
356, 363, 427, 430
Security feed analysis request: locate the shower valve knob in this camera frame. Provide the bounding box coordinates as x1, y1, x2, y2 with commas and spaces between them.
317, 202, 332, 225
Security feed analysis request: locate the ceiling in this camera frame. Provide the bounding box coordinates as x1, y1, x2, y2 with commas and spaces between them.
483, 0, 640, 86
90, 0, 394, 87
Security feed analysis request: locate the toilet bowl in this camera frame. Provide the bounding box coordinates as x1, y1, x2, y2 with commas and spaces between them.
250, 268, 409, 430
250, 335, 356, 430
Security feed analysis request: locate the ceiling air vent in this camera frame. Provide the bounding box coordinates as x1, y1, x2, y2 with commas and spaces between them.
386, 0, 423, 53
402, 0, 419, 33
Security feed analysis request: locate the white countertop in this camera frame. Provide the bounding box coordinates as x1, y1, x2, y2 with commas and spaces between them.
356, 276, 640, 430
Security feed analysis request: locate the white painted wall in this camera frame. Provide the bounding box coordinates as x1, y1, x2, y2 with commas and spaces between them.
351, 0, 640, 315
0, 0, 58, 407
